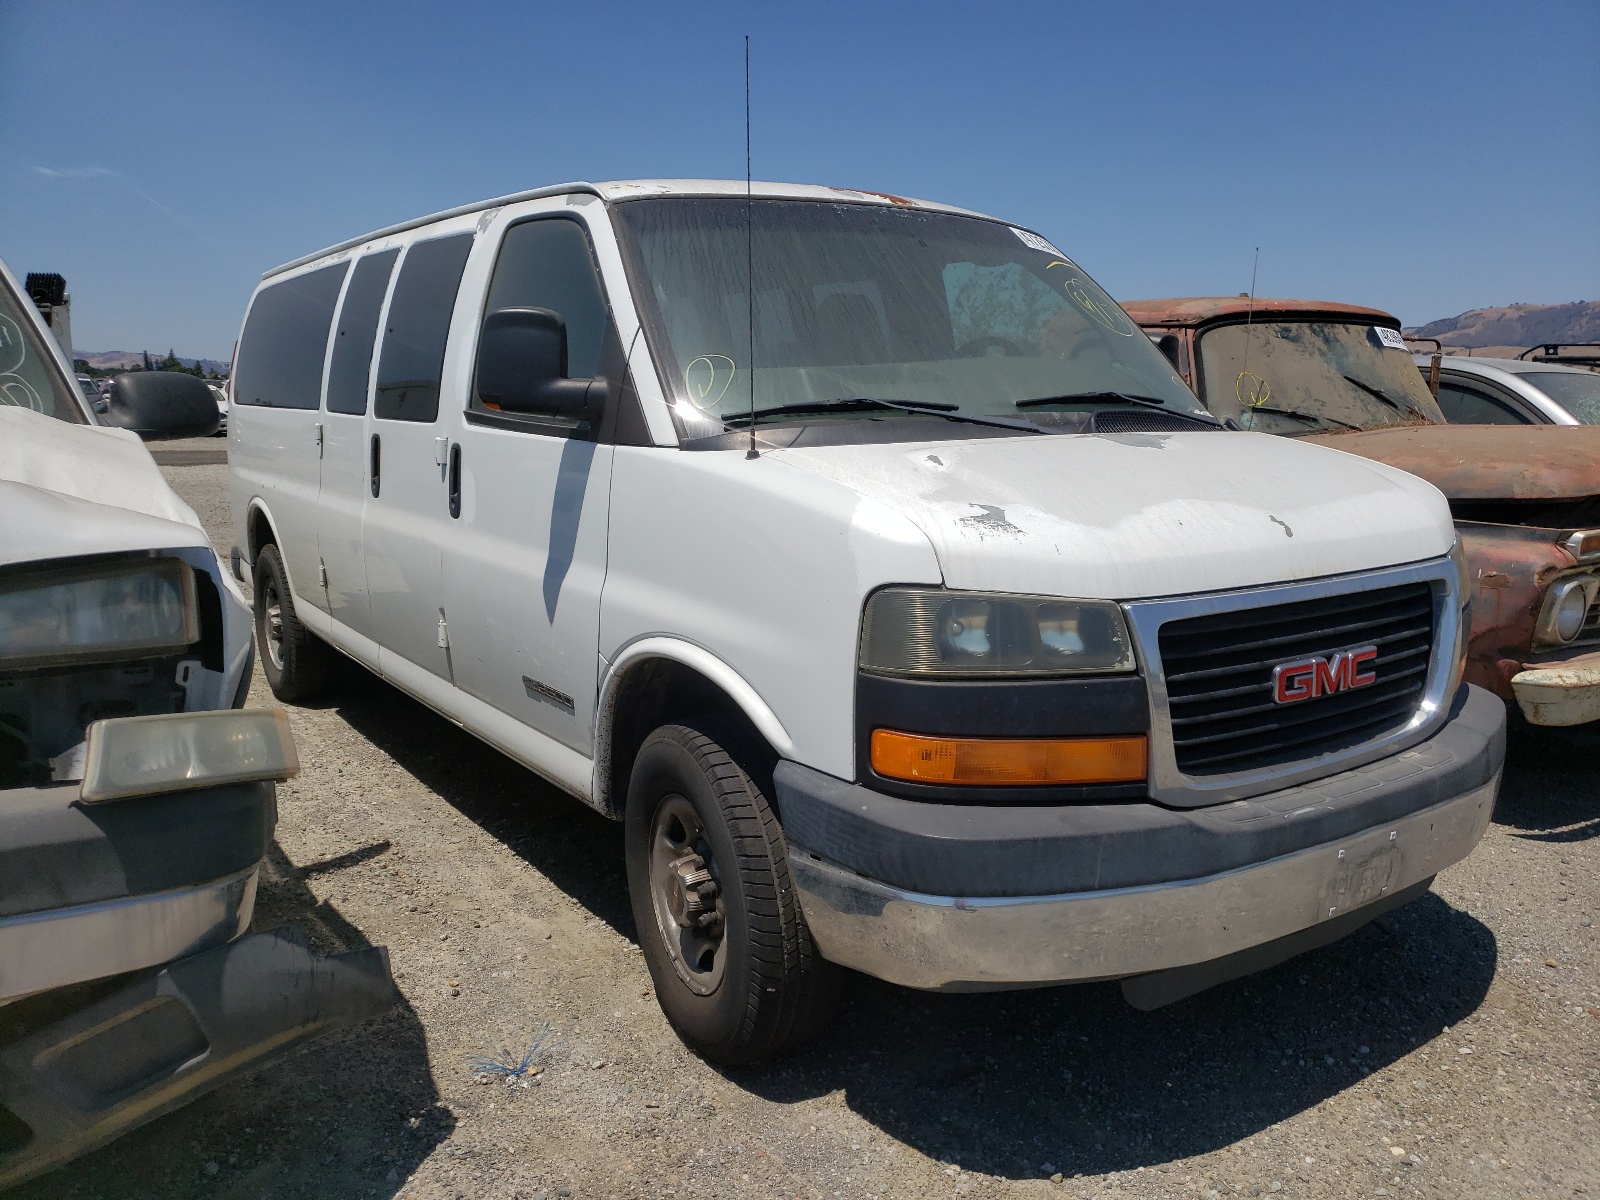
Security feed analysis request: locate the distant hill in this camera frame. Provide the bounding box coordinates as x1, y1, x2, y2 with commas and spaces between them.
76, 350, 231, 375
1404, 301, 1599, 349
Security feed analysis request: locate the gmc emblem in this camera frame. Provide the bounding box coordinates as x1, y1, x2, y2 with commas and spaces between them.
1272, 645, 1379, 705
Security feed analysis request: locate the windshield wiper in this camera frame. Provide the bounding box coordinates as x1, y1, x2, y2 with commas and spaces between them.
1239, 404, 1362, 432
1015, 391, 1223, 427
724, 397, 1044, 435
1343, 374, 1427, 419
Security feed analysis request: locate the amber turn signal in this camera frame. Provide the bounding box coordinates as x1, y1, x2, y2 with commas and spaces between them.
870, 729, 1147, 786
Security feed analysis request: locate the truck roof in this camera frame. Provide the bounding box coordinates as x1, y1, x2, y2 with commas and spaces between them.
1120, 297, 1399, 328
264, 180, 992, 280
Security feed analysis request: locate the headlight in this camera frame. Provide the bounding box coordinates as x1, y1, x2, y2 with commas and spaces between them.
80, 708, 298, 803
1536, 576, 1599, 647
0, 558, 198, 670
860, 588, 1136, 676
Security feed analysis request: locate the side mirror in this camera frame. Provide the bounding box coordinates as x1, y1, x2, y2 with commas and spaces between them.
101, 371, 220, 439
475, 307, 605, 424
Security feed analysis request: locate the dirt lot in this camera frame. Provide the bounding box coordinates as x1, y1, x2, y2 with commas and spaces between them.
13, 458, 1598, 1200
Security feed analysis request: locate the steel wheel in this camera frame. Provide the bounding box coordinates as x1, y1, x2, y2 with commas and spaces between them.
261, 575, 286, 671
647, 793, 726, 995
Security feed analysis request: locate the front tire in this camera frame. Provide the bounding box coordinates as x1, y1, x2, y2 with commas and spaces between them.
625, 721, 839, 1064
253, 543, 333, 703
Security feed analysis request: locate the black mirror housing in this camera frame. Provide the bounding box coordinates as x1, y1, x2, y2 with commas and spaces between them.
102, 371, 220, 440
475, 307, 605, 425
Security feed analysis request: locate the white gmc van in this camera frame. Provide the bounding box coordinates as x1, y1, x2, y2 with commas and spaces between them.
229, 180, 1504, 1063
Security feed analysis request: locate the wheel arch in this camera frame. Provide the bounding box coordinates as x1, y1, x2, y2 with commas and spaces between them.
594, 638, 795, 820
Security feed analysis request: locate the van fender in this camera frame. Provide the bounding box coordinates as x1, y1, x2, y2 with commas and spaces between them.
593, 636, 796, 815
242, 498, 302, 602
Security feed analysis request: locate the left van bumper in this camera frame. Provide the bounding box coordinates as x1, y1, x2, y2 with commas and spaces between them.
777, 683, 1503, 994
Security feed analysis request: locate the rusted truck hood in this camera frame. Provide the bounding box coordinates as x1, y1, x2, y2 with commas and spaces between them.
1301, 425, 1600, 500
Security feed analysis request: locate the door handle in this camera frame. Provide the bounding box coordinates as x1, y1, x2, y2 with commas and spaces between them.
448, 443, 462, 519
370, 433, 381, 497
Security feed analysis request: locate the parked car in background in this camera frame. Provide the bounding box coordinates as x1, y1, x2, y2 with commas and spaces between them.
0, 255, 394, 1187
1124, 296, 1600, 728
1411, 352, 1600, 426
230, 181, 1501, 1063
209, 379, 229, 434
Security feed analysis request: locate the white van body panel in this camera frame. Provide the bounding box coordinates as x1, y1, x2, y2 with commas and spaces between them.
774, 431, 1454, 600
600, 446, 942, 780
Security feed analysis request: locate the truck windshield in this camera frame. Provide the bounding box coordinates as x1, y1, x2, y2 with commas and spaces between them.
1523, 371, 1600, 424
1197, 321, 1444, 434
0, 270, 85, 423
611, 198, 1201, 437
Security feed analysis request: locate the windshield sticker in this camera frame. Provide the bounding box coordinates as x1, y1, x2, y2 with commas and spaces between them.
1373, 326, 1409, 351
1236, 372, 1271, 408
1061, 277, 1137, 337
0, 313, 26, 375
1011, 228, 1066, 258
684, 355, 736, 411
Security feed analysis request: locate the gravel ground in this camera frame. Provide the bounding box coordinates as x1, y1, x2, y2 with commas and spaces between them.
13, 460, 1597, 1200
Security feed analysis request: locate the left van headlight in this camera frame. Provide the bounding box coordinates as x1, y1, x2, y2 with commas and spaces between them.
0, 558, 198, 670
859, 587, 1136, 677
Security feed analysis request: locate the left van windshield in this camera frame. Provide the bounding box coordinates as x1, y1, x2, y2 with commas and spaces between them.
0, 271, 85, 423
611, 198, 1200, 437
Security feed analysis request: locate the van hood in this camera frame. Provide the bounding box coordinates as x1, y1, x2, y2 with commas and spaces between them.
774, 430, 1453, 599
1301, 425, 1600, 501
0, 407, 208, 569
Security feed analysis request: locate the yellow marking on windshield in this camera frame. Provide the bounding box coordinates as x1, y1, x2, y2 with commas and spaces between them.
1236, 371, 1270, 408
684, 355, 736, 411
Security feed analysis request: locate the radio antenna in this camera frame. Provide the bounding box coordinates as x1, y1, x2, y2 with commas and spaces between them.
1240, 246, 1260, 380
744, 34, 758, 460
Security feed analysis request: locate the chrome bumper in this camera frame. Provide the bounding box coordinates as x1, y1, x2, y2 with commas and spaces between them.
0, 866, 258, 1003
1512, 649, 1600, 726
790, 775, 1497, 992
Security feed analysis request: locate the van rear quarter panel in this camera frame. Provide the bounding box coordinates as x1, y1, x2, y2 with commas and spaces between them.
600, 446, 941, 781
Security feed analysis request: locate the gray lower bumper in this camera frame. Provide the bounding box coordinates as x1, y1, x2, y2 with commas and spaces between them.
0, 866, 258, 1003
0, 928, 397, 1188
790, 774, 1497, 992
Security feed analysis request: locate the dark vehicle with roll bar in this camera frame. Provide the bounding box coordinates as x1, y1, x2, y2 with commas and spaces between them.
0, 255, 394, 1187
1125, 296, 1600, 727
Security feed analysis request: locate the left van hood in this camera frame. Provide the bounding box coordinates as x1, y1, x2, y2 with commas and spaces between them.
775, 430, 1453, 599
0, 407, 208, 568
1301, 425, 1600, 501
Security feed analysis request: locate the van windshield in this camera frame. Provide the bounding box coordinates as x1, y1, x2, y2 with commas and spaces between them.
1197, 321, 1445, 434
0, 270, 85, 423
611, 198, 1201, 438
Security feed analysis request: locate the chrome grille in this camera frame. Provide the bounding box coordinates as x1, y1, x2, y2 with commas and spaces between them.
1578, 592, 1600, 646
1157, 582, 1435, 776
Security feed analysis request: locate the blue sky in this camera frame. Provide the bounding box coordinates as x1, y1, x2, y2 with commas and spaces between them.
2, 0, 1595, 360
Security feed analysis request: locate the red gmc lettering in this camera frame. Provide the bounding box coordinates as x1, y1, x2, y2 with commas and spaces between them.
1272, 645, 1379, 705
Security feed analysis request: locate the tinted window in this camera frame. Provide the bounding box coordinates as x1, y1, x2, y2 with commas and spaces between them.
1437, 381, 1530, 425
1521, 371, 1600, 423
234, 263, 348, 409
480, 219, 610, 396
374, 234, 474, 422
326, 248, 399, 415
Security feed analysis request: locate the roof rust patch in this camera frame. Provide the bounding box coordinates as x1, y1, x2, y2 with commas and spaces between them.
1121, 297, 1398, 328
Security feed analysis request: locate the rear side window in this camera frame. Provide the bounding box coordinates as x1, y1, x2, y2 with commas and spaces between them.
233, 263, 348, 409
375, 233, 474, 422
326, 248, 399, 415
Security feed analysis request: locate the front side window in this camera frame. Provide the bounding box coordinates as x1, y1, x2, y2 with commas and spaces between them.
374, 233, 474, 423
0, 271, 86, 422
1436, 381, 1529, 425
611, 198, 1198, 438
234, 263, 348, 409
1197, 321, 1446, 434
1522, 371, 1600, 424
326, 248, 399, 416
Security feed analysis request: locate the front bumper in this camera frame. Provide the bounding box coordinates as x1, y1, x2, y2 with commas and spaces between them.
0, 929, 397, 1188
0, 780, 276, 1003
779, 684, 1503, 993
1512, 648, 1600, 726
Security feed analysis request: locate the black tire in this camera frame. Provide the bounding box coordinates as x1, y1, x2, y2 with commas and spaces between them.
625, 720, 840, 1064
253, 543, 333, 703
